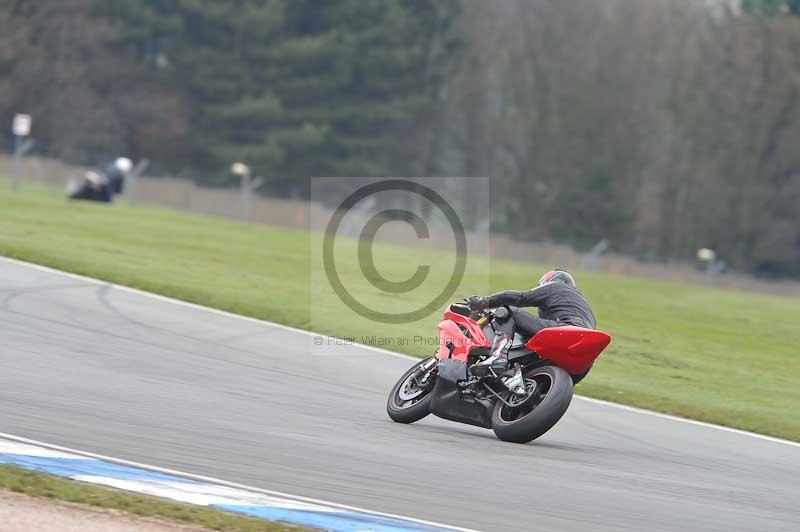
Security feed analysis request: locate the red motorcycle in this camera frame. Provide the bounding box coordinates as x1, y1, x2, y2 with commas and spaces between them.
387, 303, 611, 443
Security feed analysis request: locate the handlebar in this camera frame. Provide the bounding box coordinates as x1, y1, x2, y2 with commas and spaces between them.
449, 302, 501, 325
450, 302, 514, 329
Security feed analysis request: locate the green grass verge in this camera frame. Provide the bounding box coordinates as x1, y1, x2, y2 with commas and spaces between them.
1, 180, 799, 441
0, 465, 312, 531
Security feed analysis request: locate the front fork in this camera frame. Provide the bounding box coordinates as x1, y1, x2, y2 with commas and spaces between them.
412, 357, 438, 387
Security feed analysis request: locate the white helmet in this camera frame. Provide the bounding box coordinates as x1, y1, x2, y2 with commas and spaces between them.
114, 157, 133, 174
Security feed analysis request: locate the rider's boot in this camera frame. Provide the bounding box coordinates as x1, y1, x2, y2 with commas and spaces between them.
470, 333, 511, 377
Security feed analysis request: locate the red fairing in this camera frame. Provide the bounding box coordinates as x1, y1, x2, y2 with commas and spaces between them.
525, 326, 611, 374
436, 311, 490, 362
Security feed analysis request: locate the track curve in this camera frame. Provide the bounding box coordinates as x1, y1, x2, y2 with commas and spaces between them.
1, 258, 798, 532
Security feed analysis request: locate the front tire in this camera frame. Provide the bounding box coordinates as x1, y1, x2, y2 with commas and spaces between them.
387, 359, 436, 424
491, 365, 573, 443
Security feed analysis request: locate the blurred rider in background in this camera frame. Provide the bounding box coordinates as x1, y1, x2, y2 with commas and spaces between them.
67, 157, 132, 203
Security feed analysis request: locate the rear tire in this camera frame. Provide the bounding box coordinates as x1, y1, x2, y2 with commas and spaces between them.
491, 365, 573, 443
387, 359, 436, 424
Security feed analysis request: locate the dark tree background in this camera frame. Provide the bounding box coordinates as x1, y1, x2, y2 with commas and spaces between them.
2, 0, 800, 278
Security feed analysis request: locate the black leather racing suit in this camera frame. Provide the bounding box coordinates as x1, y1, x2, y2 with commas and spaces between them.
483, 282, 597, 341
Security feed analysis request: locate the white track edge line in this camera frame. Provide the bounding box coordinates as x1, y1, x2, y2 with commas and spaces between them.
0, 256, 411, 361
573, 395, 800, 448
0, 431, 478, 532
2, 255, 798, 449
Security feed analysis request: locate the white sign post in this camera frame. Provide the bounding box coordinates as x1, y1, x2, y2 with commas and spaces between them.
12, 114, 32, 137
11, 113, 33, 192
232, 162, 261, 221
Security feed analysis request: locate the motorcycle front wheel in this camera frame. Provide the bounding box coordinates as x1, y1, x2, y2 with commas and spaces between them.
491, 365, 573, 443
386, 358, 436, 424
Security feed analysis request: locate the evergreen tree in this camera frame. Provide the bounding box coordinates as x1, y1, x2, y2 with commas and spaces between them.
742, 0, 800, 15
97, 0, 460, 188
1, 0, 184, 164
102, 0, 295, 179
270, 0, 461, 186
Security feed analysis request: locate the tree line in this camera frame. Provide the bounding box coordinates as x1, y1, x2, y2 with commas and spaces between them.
2, 0, 799, 278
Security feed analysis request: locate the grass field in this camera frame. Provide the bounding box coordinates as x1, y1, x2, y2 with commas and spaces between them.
2, 180, 799, 441
0, 465, 310, 531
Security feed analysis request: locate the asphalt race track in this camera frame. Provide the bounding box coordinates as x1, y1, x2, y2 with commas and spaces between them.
1, 258, 798, 532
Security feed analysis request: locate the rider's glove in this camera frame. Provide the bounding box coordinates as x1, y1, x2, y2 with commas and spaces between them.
464, 295, 489, 310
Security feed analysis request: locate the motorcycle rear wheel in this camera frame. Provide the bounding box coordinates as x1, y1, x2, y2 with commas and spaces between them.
491, 365, 573, 443
386, 358, 436, 424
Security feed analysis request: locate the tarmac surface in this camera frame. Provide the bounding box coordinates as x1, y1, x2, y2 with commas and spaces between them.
1, 257, 798, 532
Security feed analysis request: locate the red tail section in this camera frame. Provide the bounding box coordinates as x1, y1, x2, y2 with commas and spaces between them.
525, 326, 611, 374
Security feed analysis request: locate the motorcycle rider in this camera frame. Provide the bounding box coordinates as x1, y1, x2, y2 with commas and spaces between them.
465, 269, 596, 377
